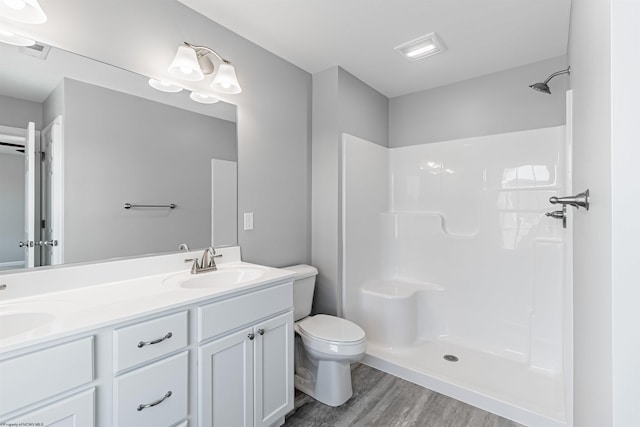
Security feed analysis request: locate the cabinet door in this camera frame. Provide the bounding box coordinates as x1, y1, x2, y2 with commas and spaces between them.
254, 311, 294, 427
199, 326, 254, 427
3, 388, 94, 427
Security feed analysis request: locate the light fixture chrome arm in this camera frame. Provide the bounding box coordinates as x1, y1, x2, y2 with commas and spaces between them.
183, 42, 230, 64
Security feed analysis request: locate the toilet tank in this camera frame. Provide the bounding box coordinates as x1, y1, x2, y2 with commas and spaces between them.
284, 264, 319, 321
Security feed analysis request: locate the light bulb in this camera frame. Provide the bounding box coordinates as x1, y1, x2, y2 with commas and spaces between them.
148, 79, 183, 93
4, 0, 26, 10
210, 62, 241, 94
0, 28, 34, 46
189, 91, 220, 104
406, 44, 436, 58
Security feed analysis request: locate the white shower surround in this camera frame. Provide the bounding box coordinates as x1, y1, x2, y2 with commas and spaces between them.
342, 128, 571, 427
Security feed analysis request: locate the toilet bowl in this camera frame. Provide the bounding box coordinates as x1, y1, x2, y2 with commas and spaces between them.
285, 264, 367, 407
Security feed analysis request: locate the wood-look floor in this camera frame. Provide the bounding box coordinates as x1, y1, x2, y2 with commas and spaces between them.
284, 363, 523, 427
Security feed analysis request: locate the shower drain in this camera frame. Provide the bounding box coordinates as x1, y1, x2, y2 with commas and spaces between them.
443, 354, 459, 362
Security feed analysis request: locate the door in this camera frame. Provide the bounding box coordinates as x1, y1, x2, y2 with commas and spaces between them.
40, 116, 64, 265
254, 312, 294, 427
22, 122, 35, 268
199, 327, 254, 427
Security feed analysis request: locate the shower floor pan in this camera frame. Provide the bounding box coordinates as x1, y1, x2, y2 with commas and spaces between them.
363, 339, 567, 427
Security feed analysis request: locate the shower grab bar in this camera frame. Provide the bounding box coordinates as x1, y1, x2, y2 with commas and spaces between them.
124, 203, 177, 209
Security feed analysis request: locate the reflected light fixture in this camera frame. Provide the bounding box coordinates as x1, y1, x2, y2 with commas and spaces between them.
529, 66, 570, 94
168, 42, 242, 94
395, 32, 447, 61
0, 0, 47, 24
0, 28, 34, 46
189, 91, 220, 104
148, 78, 183, 93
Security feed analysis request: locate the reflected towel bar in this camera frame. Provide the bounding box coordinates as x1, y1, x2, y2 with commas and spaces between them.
124, 203, 177, 209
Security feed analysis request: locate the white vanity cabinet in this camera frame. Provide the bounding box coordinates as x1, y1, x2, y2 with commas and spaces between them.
253, 312, 294, 427
3, 388, 95, 427
112, 311, 190, 427
197, 282, 294, 427
0, 336, 95, 425
0, 254, 295, 427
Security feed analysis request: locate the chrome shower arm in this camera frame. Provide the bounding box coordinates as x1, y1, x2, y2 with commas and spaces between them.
543, 67, 570, 84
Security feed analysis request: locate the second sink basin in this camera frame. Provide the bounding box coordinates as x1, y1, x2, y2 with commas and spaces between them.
0, 311, 55, 339
164, 265, 268, 289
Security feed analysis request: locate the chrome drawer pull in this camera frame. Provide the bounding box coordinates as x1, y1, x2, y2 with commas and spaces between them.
137, 391, 172, 411
257, 329, 265, 336
137, 332, 173, 348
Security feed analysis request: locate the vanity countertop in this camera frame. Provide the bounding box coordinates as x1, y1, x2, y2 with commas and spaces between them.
0, 248, 295, 354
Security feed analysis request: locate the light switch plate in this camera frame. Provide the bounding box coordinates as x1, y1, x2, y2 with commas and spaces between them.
244, 213, 254, 230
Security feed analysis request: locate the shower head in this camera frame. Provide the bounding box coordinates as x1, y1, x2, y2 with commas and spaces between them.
530, 82, 552, 94
529, 66, 570, 94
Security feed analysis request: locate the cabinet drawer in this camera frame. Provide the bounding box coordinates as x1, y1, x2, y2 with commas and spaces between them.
198, 282, 292, 342
0, 336, 94, 415
114, 311, 188, 373
4, 388, 95, 426
114, 351, 188, 427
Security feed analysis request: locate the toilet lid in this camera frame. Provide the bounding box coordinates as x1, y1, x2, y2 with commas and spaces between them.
297, 314, 365, 343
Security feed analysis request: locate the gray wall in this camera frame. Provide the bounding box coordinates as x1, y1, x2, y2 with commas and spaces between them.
0, 94, 43, 130
63, 78, 237, 263
311, 67, 388, 315
0, 154, 24, 264
390, 55, 568, 147
43, 81, 65, 128
27, 0, 312, 267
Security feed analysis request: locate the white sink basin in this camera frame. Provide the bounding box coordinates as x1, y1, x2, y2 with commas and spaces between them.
0, 312, 55, 339
164, 265, 268, 289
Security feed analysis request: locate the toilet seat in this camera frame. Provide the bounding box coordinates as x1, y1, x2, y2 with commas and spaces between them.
295, 315, 366, 357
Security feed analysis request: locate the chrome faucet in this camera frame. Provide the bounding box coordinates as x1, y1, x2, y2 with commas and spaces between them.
185, 247, 222, 274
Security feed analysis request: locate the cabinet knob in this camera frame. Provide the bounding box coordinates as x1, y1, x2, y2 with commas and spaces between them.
257, 329, 265, 336
248, 333, 255, 340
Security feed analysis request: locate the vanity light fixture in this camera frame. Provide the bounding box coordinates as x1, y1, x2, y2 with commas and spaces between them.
168, 45, 205, 81
168, 42, 242, 94
189, 91, 220, 104
148, 78, 183, 93
394, 32, 447, 61
0, 0, 47, 24
0, 28, 34, 46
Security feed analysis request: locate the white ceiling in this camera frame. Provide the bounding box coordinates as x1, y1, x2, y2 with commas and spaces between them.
178, 0, 571, 98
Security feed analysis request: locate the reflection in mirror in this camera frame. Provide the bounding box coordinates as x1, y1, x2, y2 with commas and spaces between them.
0, 42, 238, 272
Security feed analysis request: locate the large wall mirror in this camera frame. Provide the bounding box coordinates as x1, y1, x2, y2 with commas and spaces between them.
0, 41, 238, 272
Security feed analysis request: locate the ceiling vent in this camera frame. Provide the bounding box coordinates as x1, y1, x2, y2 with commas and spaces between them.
394, 32, 447, 61
20, 41, 50, 60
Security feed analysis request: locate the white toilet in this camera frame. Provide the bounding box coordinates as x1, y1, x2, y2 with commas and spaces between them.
285, 264, 366, 407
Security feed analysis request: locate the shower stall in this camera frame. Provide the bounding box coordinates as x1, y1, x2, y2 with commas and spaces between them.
341, 124, 572, 426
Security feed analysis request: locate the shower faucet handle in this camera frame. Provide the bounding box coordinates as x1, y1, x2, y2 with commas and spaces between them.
545, 205, 567, 229
549, 189, 590, 210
